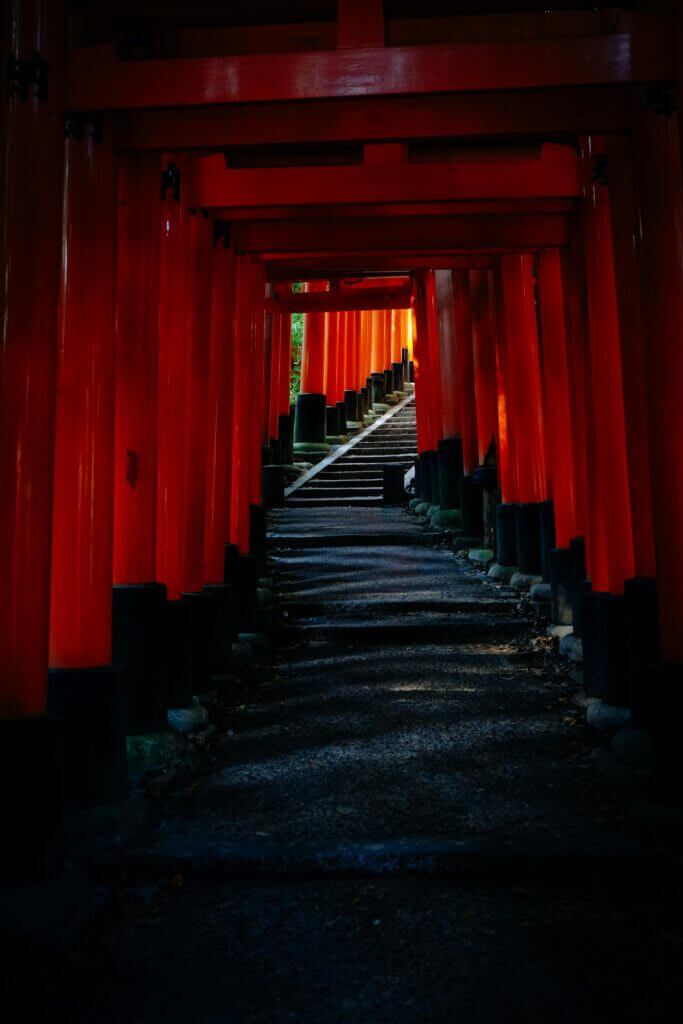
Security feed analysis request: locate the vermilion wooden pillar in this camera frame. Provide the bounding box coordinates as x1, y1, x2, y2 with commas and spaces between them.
536, 251, 578, 548
452, 271, 478, 477
563, 226, 591, 547
204, 238, 235, 584
156, 156, 190, 601
49, 122, 116, 670
413, 271, 440, 454
579, 136, 634, 596
469, 270, 498, 468
182, 210, 212, 594
324, 311, 340, 402
337, 312, 349, 400
0, 0, 63, 719
607, 135, 656, 580
268, 311, 282, 443
279, 315, 292, 417
634, 102, 683, 661
499, 255, 547, 504
113, 154, 161, 586
390, 309, 402, 365
370, 309, 385, 375
300, 281, 327, 393
434, 269, 459, 440
490, 267, 517, 504
425, 270, 443, 447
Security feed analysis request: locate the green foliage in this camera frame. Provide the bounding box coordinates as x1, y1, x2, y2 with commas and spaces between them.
289, 284, 304, 403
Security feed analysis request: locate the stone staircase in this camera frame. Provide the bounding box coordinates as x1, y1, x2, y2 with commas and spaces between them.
285, 394, 417, 508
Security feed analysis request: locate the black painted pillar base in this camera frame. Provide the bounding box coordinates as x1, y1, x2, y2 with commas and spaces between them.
402, 347, 410, 382
0, 716, 63, 883
371, 372, 386, 404
384, 368, 394, 398
236, 553, 259, 633
581, 592, 628, 704
496, 503, 518, 567
182, 590, 214, 695
162, 597, 193, 708
269, 437, 282, 465
460, 476, 484, 537
344, 389, 360, 424
383, 464, 406, 505
249, 503, 268, 578
646, 662, 683, 807
277, 413, 293, 464
261, 444, 273, 466
409, 360, 415, 382
336, 401, 347, 435
624, 577, 660, 728
437, 437, 464, 510
429, 449, 440, 507
392, 362, 403, 392
262, 464, 285, 506
224, 542, 239, 587
418, 451, 433, 504
204, 583, 238, 671
293, 392, 327, 446
113, 582, 168, 735
539, 500, 556, 582
326, 405, 340, 437
549, 548, 573, 626
515, 502, 543, 576
48, 665, 127, 808
360, 386, 370, 416
569, 537, 588, 638
473, 466, 498, 550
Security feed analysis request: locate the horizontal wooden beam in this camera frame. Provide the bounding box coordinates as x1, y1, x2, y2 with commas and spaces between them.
266, 283, 413, 313
114, 86, 633, 151
189, 143, 578, 207
234, 213, 569, 255
264, 255, 497, 280
211, 199, 577, 221
69, 27, 670, 112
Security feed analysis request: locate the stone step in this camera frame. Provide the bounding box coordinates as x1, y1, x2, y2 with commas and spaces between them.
286, 497, 385, 508
278, 614, 530, 643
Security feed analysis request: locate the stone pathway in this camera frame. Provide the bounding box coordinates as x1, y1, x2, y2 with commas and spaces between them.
21, 504, 682, 1023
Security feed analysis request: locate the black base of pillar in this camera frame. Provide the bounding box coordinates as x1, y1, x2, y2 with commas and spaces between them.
261, 444, 273, 467
182, 590, 214, 695
48, 665, 127, 809
549, 547, 573, 626
224, 542, 239, 586
335, 401, 347, 435
344, 389, 359, 423
249, 503, 268, 578
383, 464, 406, 505
294, 392, 327, 445
204, 583, 237, 672
384, 368, 394, 397
371, 372, 385, 404
262, 464, 285, 506
515, 502, 543, 576
429, 449, 440, 505
402, 347, 410, 382
269, 437, 282, 465
437, 437, 464, 509
162, 597, 193, 708
236, 553, 259, 633
326, 405, 340, 437
581, 592, 628, 704
646, 662, 683, 807
360, 386, 370, 415
539, 500, 556, 582
496, 502, 518, 567
624, 577, 660, 728
417, 451, 433, 503
392, 361, 403, 392
569, 537, 587, 637
278, 413, 293, 464
409, 361, 415, 383
460, 475, 484, 537
113, 582, 168, 735
0, 716, 63, 884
